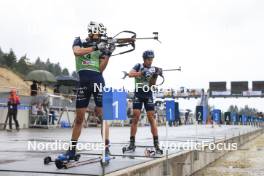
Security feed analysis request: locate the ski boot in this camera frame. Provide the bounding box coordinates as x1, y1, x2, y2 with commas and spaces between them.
105, 146, 111, 156
122, 141, 136, 153
154, 137, 163, 155
145, 145, 163, 157
154, 144, 163, 155
101, 147, 111, 166
55, 150, 80, 169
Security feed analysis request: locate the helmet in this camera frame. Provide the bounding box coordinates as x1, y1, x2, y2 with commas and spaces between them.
10, 89, 16, 94
143, 50, 154, 59
87, 21, 106, 35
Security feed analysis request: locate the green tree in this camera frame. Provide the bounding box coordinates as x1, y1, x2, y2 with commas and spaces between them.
71, 71, 78, 79
34, 57, 46, 70
0, 47, 4, 65
54, 63, 62, 76
35, 57, 41, 65
228, 105, 239, 113
4, 49, 17, 67
62, 68, 69, 76
15, 55, 30, 75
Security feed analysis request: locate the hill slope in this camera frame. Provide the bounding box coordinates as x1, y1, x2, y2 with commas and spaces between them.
0, 67, 30, 95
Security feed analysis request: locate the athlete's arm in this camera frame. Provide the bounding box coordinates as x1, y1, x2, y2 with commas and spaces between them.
99, 56, 109, 73
73, 46, 94, 56
128, 64, 142, 78
72, 37, 95, 56
128, 70, 142, 78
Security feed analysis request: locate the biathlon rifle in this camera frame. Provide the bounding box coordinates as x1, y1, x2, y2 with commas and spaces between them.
101, 31, 161, 56
122, 66, 181, 86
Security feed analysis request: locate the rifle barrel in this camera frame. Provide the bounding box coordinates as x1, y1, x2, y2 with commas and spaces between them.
163, 68, 181, 72
135, 37, 156, 40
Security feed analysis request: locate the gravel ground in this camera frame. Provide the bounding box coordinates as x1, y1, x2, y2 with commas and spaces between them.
195, 132, 264, 176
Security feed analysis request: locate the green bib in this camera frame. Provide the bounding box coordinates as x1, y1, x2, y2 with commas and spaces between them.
75, 50, 102, 72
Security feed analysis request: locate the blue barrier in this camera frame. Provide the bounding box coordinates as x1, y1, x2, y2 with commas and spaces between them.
196, 106, 203, 124
242, 114, 247, 125
61, 121, 71, 128
165, 100, 175, 121
231, 112, 237, 124
103, 88, 127, 120
212, 109, 221, 124
175, 102, 179, 121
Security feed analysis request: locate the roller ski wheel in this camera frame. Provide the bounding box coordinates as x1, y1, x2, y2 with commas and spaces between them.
74, 154, 81, 161
55, 159, 65, 169
44, 156, 52, 165
122, 146, 126, 153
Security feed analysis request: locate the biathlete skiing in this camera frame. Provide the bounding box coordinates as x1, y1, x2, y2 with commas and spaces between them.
56, 21, 115, 163
123, 50, 163, 155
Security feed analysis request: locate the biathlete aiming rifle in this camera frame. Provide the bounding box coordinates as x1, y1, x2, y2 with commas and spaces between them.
101, 31, 161, 56
121, 66, 182, 86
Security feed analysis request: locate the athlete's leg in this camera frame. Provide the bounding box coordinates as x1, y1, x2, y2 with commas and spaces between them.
94, 106, 110, 147
93, 78, 110, 152
146, 110, 158, 137
70, 83, 91, 151
71, 108, 86, 141
130, 97, 143, 138
130, 109, 141, 137
145, 98, 162, 153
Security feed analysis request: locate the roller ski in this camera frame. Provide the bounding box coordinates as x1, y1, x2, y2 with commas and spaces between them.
144, 146, 163, 157
145, 138, 163, 157
54, 148, 113, 169
43, 150, 80, 165
56, 155, 113, 169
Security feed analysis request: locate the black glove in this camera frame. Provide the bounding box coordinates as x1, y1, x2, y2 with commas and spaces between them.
142, 68, 152, 80
151, 67, 162, 79
154, 67, 163, 76
101, 43, 116, 57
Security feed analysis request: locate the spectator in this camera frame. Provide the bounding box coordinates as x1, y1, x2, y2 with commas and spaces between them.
37, 103, 44, 115
54, 85, 60, 94
44, 84, 47, 92
30, 81, 38, 96
7, 89, 20, 132
42, 94, 50, 116
37, 103, 47, 125
49, 108, 57, 125
37, 82, 42, 94
31, 103, 38, 115
185, 111, 190, 125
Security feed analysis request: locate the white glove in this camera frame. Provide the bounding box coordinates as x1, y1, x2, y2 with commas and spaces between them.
96, 42, 107, 50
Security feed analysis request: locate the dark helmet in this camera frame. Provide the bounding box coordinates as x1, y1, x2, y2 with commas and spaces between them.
142, 50, 154, 59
